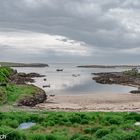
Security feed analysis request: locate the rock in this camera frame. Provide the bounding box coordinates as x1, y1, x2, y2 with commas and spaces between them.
130, 90, 140, 94
92, 72, 138, 86
18, 73, 27, 77
9, 72, 44, 84
43, 78, 47, 81
56, 69, 63, 72
27, 73, 45, 77
17, 88, 47, 107
72, 74, 80, 77
9, 73, 35, 84
49, 94, 55, 97
43, 85, 50, 88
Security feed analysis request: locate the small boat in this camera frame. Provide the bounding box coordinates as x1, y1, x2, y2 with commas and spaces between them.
42, 84, 50, 88
56, 69, 63, 72
72, 74, 80, 77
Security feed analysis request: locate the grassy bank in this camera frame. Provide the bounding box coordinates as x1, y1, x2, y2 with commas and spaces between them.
0, 84, 39, 105
0, 66, 46, 106
0, 112, 140, 140
0, 67, 12, 83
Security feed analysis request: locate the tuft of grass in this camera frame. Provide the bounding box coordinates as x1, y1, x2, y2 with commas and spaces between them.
0, 66, 12, 83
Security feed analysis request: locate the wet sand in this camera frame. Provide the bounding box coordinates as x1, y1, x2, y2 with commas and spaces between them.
37, 93, 140, 112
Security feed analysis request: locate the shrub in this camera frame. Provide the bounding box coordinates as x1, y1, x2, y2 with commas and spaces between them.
95, 128, 111, 138
1, 119, 19, 128
46, 134, 57, 140
84, 126, 102, 134
124, 112, 140, 121
29, 134, 46, 140
69, 114, 81, 124
70, 133, 91, 140
103, 115, 122, 125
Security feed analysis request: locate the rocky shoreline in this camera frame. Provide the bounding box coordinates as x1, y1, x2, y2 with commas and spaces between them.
92, 71, 140, 93
1, 68, 47, 107
9, 69, 45, 84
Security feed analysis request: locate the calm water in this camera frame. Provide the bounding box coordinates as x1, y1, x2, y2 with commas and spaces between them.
14, 63, 136, 95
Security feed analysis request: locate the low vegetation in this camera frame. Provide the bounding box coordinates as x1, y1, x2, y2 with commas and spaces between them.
0, 112, 140, 140
0, 84, 39, 105
0, 66, 46, 106
0, 67, 12, 83
123, 68, 140, 77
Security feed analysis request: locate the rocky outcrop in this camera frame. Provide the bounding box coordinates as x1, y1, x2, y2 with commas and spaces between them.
92, 72, 140, 87
17, 87, 47, 107
27, 73, 45, 77
9, 71, 45, 84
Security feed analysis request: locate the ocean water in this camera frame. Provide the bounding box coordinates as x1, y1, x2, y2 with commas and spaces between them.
14, 63, 136, 95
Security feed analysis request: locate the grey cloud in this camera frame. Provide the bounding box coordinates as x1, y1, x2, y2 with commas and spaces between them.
0, 0, 140, 64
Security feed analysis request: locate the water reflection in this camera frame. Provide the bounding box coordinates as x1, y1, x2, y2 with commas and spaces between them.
14, 64, 136, 95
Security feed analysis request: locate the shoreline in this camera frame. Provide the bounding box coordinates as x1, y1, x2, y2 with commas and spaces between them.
36, 92, 140, 112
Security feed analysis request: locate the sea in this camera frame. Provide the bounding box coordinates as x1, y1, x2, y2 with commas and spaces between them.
14, 63, 136, 95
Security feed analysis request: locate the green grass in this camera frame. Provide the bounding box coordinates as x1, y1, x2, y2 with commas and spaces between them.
0, 67, 12, 83
123, 70, 140, 77
0, 84, 39, 105
0, 112, 140, 140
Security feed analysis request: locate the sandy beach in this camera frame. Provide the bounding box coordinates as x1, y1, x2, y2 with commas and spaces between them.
37, 93, 140, 112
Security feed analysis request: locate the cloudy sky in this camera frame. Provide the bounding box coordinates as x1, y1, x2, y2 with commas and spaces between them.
0, 0, 140, 64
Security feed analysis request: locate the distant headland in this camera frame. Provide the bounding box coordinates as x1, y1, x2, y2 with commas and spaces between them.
77, 65, 140, 68
0, 62, 48, 67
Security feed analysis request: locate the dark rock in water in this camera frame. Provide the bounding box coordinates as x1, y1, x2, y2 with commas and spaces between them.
130, 90, 140, 94
56, 69, 63, 72
17, 87, 47, 107
72, 74, 80, 77
9, 71, 45, 84
27, 73, 45, 77
43, 84, 50, 88
43, 78, 47, 81
49, 94, 55, 97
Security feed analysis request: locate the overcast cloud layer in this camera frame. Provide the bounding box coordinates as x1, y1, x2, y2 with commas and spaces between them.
0, 0, 140, 64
